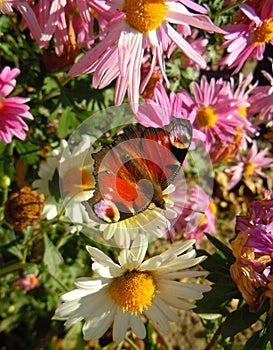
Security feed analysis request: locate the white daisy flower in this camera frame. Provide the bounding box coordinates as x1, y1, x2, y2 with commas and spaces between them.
32, 149, 61, 220
85, 182, 180, 248
59, 135, 95, 228
55, 236, 210, 344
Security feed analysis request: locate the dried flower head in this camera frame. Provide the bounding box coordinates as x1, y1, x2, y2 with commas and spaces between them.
230, 191, 273, 315
4, 186, 44, 231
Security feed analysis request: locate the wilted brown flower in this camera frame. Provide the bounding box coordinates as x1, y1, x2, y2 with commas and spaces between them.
4, 187, 44, 231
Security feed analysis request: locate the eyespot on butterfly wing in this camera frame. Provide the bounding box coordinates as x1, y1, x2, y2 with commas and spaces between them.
85, 118, 192, 224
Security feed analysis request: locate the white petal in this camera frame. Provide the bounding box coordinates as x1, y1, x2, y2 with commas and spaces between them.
83, 306, 117, 340
113, 308, 129, 344
157, 280, 210, 300
144, 303, 171, 334
86, 246, 122, 278
157, 293, 196, 310
118, 235, 148, 268
74, 277, 110, 291
129, 314, 146, 339
55, 300, 80, 318
60, 288, 93, 302
153, 296, 180, 322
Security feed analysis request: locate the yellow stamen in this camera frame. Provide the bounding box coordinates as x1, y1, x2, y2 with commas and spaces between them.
251, 19, 273, 45
238, 107, 247, 117
196, 106, 217, 129
109, 270, 156, 314
198, 214, 206, 227
142, 72, 161, 99
244, 162, 255, 176
123, 0, 168, 33
0, 97, 3, 109
209, 202, 217, 215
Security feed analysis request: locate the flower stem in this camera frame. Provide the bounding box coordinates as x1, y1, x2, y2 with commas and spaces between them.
124, 336, 141, 350
0, 261, 28, 276
204, 323, 222, 350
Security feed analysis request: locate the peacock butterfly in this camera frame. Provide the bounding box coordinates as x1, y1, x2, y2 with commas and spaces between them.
85, 118, 192, 224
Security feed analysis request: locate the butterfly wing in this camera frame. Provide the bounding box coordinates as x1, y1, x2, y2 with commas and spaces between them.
86, 118, 192, 223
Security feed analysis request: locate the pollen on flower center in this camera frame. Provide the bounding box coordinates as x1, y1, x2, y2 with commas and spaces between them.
109, 270, 156, 314
251, 19, 273, 45
123, 0, 168, 33
196, 106, 217, 129
244, 162, 255, 176
238, 107, 247, 117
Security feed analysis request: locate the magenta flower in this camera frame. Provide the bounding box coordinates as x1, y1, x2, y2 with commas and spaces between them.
227, 73, 258, 146
168, 184, 217, 245
167, 28, 209, 70
220, 1, 273, 73
136, 81, 205, 149
14, 273, 39, 292
0, 66, 33, 144
0, 0, 42, 42
68, 0, 224, 112
231, 192, 273, 315
38, 0, 112, 55
179, 75, 241, 153
225, 141, 273, 190
249, 57, 273, 124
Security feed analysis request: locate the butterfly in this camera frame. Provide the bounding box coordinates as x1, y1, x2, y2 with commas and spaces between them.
85, 118, 192, 224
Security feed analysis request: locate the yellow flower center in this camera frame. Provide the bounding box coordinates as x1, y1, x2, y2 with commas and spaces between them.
251, 19, 273, 45
238, 107, 247, 117
62, 167, 94, 198
123, 0, 168, 33
109, 270, 156, 314
244, 162, 255, 176
209, 202, 217, 215
196, 106, 217, 129
0, 97, 3, 109
198, 214, 206, 227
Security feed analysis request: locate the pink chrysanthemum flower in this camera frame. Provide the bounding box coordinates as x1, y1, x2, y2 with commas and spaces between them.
69, 0, 224, 112
167, 28, 209, 71
230, 191, 273, 315
226, 73, 259, 147
38, 0, 112, 56
249, 57, 273, 124
168, 184, 217, 245
179, 75, 241, 154
0, 66, 33, 144
136, 81, 205, 149
225, 141, 273, 190
0, 0, 42, 42
13, 273, 39, 292
220, 1, 273, 74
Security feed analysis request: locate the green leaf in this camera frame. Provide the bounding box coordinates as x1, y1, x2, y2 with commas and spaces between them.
56, 107, 80, 139
43, 233, 64, 276
221, 303, 267, 339
15, 139, 39, 165
244, 330, 270, 350
204, 233, 235, 264
198, 250, 231, 276
195, 276, 240, 314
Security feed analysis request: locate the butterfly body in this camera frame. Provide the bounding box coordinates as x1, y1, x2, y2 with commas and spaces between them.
85, 118, 192, 224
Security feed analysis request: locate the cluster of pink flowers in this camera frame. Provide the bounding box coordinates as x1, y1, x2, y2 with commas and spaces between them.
230, 191, 273, 315
168, 184, 217, 245
0, 66, 33, 143
1, 0, 272, 246
220, 0, 273, 73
